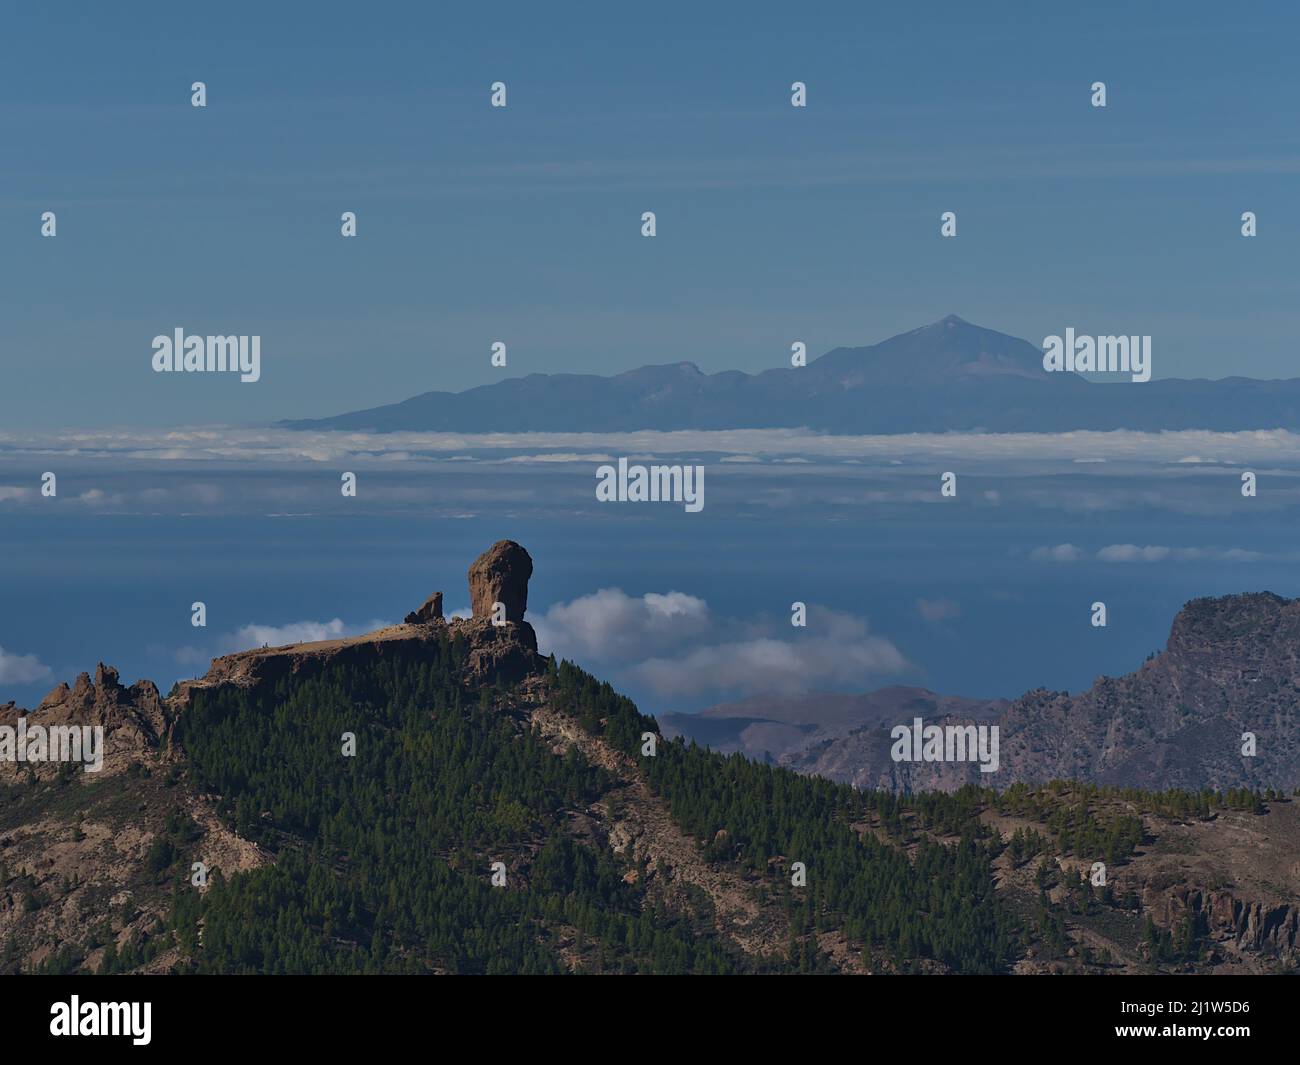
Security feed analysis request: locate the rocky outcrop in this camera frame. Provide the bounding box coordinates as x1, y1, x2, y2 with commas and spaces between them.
1144, 885, 1300, 963
172, 623, 452, 704
452, 616, 542, 686
404, 591, 444, 624
1209, 894, 1299, 959
1233, 899, 1300, 958
746, 591, 1300, 794
468, 540, 532, 622
0, 663, 171, 779
5, 545, 546, 750
991, 591, 1300, 791
169, 543, 544, 708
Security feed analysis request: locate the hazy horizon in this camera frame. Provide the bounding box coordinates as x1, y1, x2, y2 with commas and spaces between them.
4, 2, 1298, 428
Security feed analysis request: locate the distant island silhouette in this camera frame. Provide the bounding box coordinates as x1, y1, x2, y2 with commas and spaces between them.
281, 316, 1300, 435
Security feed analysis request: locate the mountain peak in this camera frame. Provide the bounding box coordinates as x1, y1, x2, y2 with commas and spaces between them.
905, 314, 974, 335
811, 315, 1054, 386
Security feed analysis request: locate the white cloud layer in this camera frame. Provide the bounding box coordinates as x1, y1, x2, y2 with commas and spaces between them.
1096, 544, 1262, 563
631, 609, 909, 698
223, 617, 391, 651
5, 425, 1300, 467
1033, 542, 1264, 563
1031, 543, 1083, 562
533, 588, 711, 661
533, 588, 908, 699
3, 428, 1300, 521
0, 646, 53, 685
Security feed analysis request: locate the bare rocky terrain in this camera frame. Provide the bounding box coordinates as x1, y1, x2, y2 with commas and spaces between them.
675, 592, 1300, 796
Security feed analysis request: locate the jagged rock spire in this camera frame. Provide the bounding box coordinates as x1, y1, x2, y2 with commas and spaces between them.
405, 591, 444, 625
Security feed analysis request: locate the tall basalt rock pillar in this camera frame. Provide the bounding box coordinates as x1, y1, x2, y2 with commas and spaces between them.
468, 540, 533, 622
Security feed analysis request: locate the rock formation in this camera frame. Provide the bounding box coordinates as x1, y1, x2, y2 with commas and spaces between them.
404, 591, 444, 624
706, 591, 1300, 795
6, 545, 544, 744
468, 540, 533, 622
0, 662, 170, 780
165, 542, 543, 704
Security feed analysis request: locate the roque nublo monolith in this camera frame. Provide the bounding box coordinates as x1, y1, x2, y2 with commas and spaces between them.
468, 540, 533, 622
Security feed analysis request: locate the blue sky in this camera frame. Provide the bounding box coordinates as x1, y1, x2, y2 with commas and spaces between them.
2, 1, 1297, 427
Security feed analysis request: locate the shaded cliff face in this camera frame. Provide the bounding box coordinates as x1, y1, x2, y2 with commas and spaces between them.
763, 592, 1300, 795
995, 591, 1300, 791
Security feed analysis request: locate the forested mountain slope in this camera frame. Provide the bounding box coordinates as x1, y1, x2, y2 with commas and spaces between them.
1, 543, 1296, 974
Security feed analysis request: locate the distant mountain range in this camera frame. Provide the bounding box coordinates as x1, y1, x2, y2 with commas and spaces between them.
282, 315, 1300, 434
666, 591, 1300, 794
659, 687, 1006, 769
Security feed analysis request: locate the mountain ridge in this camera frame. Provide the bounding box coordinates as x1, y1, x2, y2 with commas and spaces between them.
2, 544, 1298, 975
670, 590, 1300, 795
280, 315, 1300, 434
